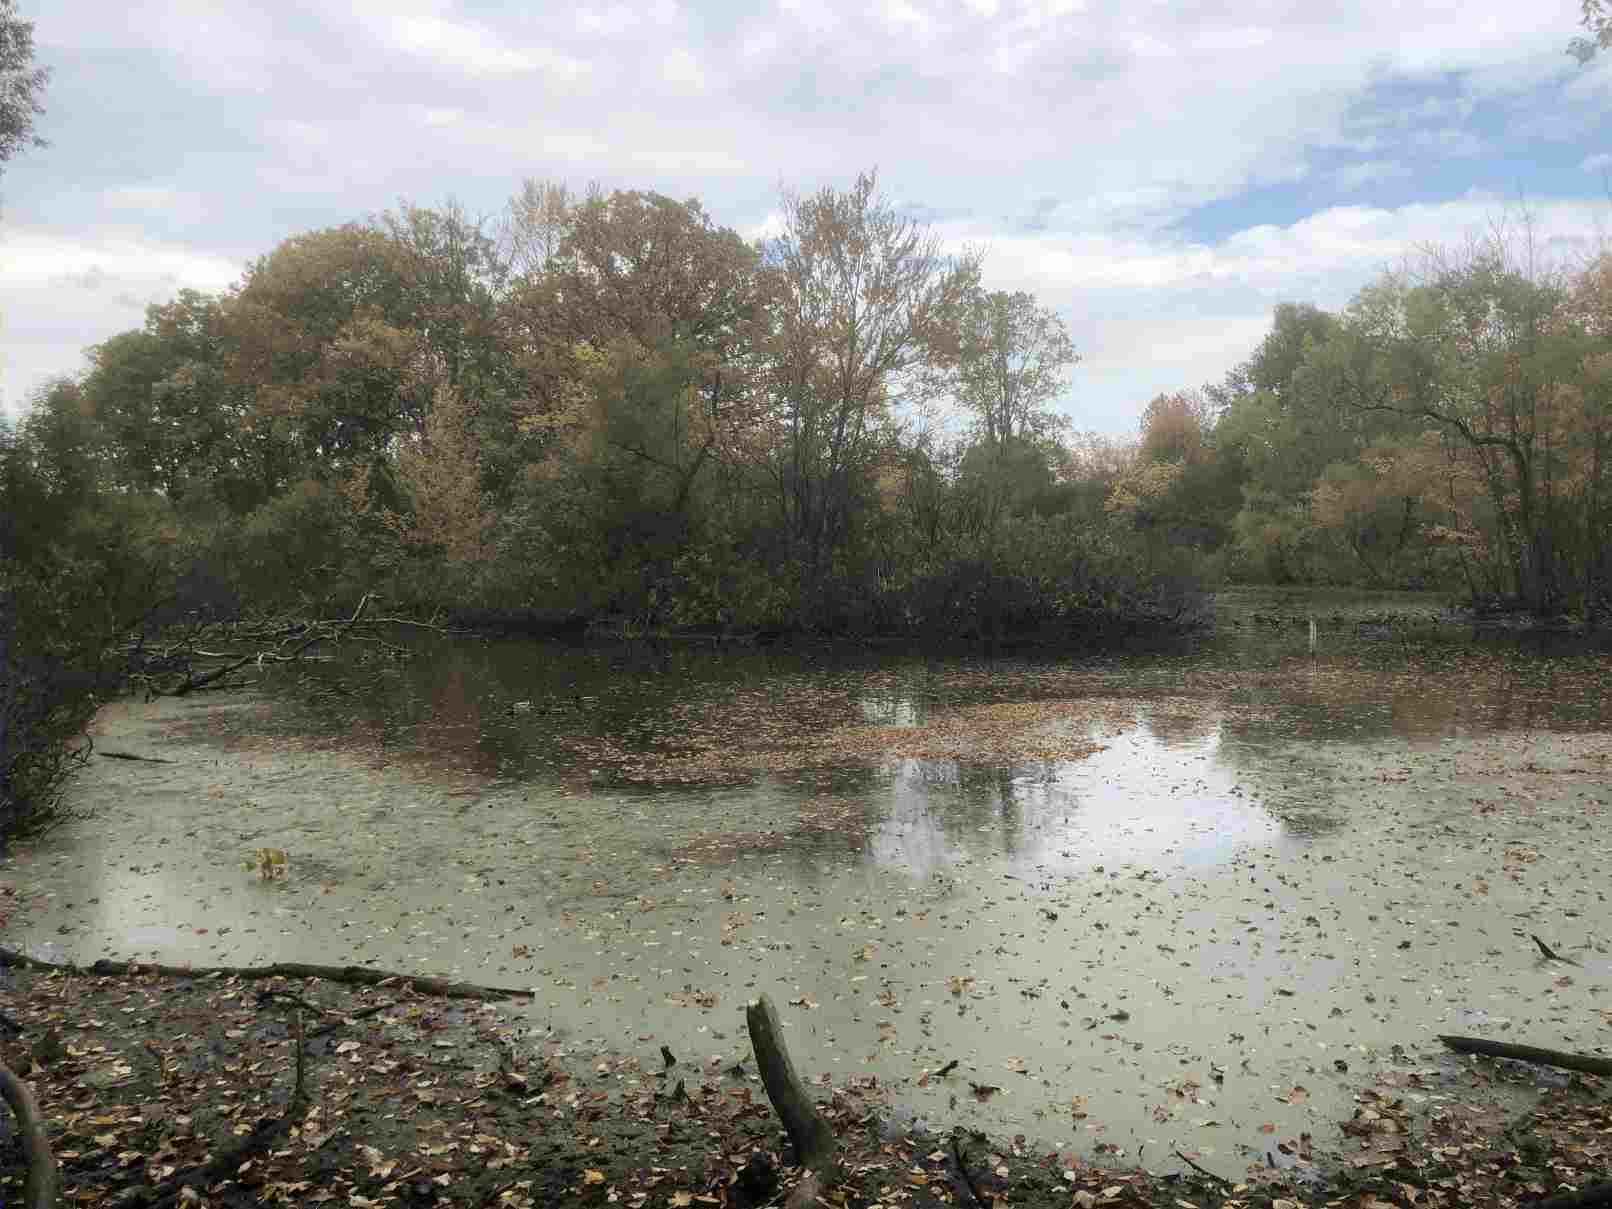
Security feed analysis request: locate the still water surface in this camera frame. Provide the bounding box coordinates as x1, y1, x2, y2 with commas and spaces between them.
7, 590, 1611, 1164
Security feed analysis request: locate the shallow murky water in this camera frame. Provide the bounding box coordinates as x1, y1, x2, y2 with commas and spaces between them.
6, 588, 1611, 1166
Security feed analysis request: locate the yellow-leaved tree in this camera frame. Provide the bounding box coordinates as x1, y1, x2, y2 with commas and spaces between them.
393, 385, 489, 566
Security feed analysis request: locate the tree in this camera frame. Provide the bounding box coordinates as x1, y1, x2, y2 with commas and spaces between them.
756, 171, 981, 583
1319, 236, 1605, 610
83, 291, 250, 509
1109, 391, 1242, 549
0, 0, 48, 178
943, 289, 1078, 535
499, 178, 574, 279
545, 189, 759, 355
1569, 0, 1612, 62
952, 289, 1077, 446
1310, 436, 1438, 585
1206, 302, 1336, 416
391, 385, 489, 567
226, 223, 421, 480
377, 199, 508, 397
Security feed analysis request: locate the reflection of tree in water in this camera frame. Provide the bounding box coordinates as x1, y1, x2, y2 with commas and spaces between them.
1219, 754, 1347, 838
270, 629, 1612, 866
1214, 635, 1612, 757
1134, 699, 1218, 747
872, 760, 1076, 874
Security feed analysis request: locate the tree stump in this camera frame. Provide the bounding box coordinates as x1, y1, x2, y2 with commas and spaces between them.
745, 994, 838, 1208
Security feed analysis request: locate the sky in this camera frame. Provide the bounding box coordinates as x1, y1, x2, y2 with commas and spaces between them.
3, 0, 1610, 436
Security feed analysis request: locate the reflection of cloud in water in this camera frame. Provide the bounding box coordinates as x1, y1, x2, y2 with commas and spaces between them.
866, 729, 1283, 878
857, 694, 924, 728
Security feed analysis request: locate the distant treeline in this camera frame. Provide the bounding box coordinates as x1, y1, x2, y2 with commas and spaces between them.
7, 177, 1612, 645
4, 173, 1204, 644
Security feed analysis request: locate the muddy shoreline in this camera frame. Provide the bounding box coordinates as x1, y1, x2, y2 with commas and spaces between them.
5, 957, 1610, 1209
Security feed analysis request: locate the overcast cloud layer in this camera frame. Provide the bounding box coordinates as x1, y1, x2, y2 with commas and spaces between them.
4, 0, 1609, 433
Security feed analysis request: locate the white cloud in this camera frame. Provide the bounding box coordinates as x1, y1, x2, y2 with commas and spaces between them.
10, 0, 1609, 436
922, 196, 1611, 431
1334, 160, 1408, 190
2, 229, 242, 418
105, 185, 178, 210
393, 16, 573, 81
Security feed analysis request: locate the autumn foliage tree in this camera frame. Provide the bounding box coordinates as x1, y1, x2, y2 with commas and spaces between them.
754, 171, 981, 604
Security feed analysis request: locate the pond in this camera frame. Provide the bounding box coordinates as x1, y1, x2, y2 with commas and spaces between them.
6, 587, 1611, 1168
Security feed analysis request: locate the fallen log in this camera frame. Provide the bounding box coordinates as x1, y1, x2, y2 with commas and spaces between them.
0, 1058, 58, 1209
0, 947, 532, 1002
746, 994, 839, 1209
1438, 1035, 1612, 1077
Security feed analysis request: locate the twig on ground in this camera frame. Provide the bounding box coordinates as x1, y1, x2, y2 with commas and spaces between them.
307, 999, 395, 1039
1173, 1147, 1234, 1190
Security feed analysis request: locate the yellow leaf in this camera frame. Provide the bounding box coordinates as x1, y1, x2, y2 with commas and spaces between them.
583, 1170, 606, 1185
671, 1194, 694, 1207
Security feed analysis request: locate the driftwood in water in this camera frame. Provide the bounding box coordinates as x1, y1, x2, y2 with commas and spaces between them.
1532, 934, 1583, 966
746, 994, 839, 1209
98, 750, 176, 764
1439, 1035, 1612, 1077
0, 1058, 58, 1209
0, 947, 532, 1002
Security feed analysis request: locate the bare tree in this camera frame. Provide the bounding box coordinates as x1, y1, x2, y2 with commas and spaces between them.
499, 178, 574, 279
953, 289, 1078, 446
757, 171, 982, 577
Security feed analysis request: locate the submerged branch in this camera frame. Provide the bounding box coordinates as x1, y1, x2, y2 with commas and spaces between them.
1438, 1035, 1612, 1077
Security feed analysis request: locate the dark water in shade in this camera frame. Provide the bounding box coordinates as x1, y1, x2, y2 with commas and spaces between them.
6, 588, 1611, 1163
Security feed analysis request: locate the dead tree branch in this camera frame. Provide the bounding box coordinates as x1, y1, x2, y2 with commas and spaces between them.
1438, 1035, 1612, 1077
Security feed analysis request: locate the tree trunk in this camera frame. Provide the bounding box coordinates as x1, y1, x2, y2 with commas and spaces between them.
0, 1058, 58, 1209
746, 994, 838, 1208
